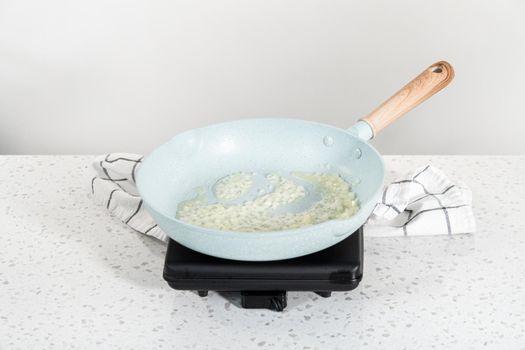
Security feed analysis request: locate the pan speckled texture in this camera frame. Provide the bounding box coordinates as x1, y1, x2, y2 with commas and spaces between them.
136, 118, 383, 261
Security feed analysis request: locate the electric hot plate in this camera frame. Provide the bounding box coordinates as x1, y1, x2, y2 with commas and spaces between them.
163, 227, 363, 311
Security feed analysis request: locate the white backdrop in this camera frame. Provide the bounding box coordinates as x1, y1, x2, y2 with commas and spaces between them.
0, 0, 524, 154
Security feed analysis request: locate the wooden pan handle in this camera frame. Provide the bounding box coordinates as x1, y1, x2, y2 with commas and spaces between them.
360, 61, 454, 137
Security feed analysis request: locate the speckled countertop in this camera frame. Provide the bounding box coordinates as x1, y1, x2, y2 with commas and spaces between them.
0, 156, 524, 349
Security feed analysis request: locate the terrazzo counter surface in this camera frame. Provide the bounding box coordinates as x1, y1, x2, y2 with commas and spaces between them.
1, 156, 524, 349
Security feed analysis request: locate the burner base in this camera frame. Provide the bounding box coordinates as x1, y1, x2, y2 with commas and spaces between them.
164, 227, 363, 311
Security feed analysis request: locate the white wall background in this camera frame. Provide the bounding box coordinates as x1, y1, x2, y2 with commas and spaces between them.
0, 0, 524, 155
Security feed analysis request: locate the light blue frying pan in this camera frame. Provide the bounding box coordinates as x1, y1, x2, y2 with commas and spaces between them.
136, 61, 454, 261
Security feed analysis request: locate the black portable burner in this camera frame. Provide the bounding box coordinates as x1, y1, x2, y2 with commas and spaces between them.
163, 227, 363, 311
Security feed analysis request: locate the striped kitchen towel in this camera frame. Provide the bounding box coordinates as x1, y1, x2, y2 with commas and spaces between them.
91, 153, 168, 242
365, 165, 476, 237
91, 154, 475, 242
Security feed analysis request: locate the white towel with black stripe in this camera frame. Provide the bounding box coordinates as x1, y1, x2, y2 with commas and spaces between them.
91, 154, 475, 242
91, 153, 168, 242
365, 165, 476, 236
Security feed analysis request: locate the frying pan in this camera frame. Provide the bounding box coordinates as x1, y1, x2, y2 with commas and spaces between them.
136, 61, 454, 261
